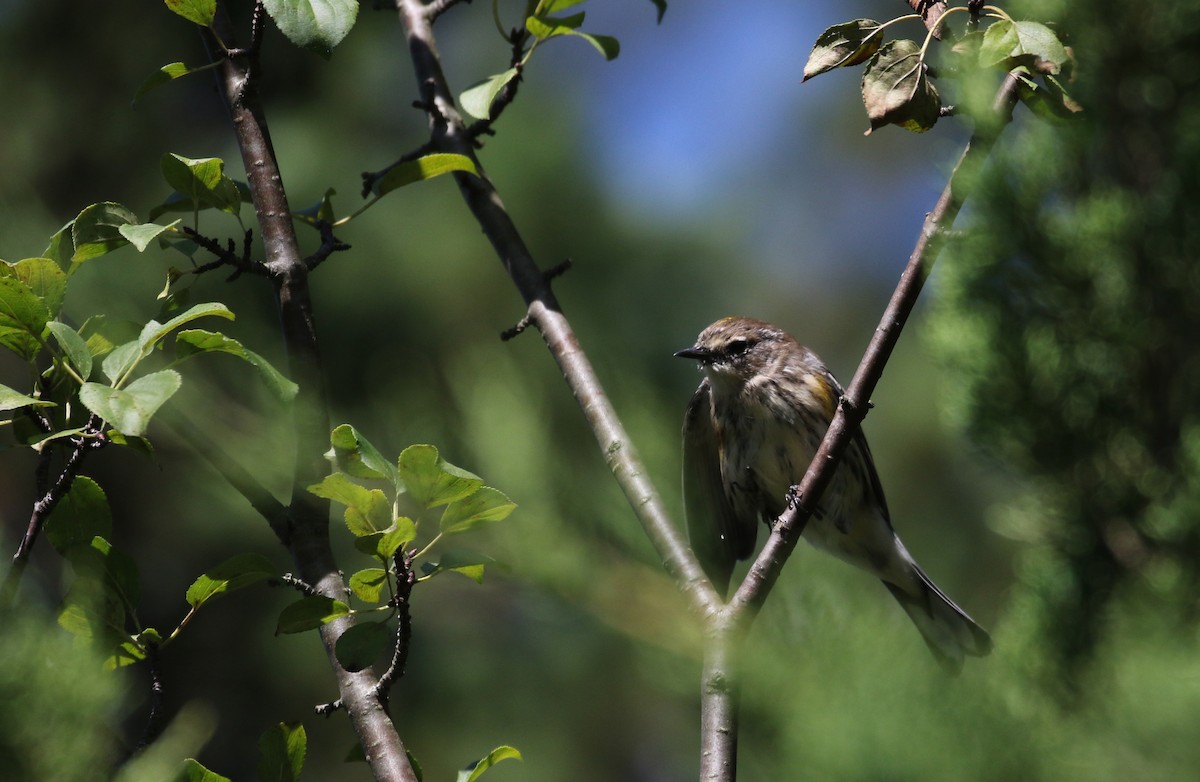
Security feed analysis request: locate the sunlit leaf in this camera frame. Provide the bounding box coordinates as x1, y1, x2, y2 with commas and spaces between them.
1, 257, 67, 315
134, 61, 207, 103
440, 487, 516, 534
456, 746, 522, 782
164, 0, 216, 27
178, 758, 232, 782
119, 220, 181, 252
803, 19, 884, 81
371, 154, 478, 197
185, 553, 277, 609
348, 568, 389, 603
262, 0, 358, 56
79, 370, 183, 436
256, 722, 306, 782
397, 444, 483, 508
460, 69, 519, 120
0, 273, 52, 360
307, 473, 392, 536
525, 14, 619, 60
326, 423, 399, 485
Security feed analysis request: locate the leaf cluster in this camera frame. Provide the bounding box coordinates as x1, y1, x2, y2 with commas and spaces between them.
803, 4, 1079, 134
279, 426, 516, 675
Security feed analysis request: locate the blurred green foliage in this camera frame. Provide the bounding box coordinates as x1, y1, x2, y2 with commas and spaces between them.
1, 0, 1198, 781
929, 0, 1200, 695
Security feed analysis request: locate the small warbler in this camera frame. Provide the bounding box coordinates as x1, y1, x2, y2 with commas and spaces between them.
677, 316, 991, 672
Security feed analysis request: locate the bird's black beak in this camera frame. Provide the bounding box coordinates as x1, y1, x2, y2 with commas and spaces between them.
675, 346, 713, 362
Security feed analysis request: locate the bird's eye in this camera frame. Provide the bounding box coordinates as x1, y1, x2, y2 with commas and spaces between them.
726, 338, 751, 356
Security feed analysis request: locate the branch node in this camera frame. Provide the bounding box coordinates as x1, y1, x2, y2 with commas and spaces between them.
315, 699, 344, 717
273, 573, 319, 596
544, 257, 573, 281
500, 314, 532, 342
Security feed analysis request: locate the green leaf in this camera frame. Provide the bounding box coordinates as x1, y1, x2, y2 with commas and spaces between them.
861, 39, 940, 134
44, 476, 113, 555
43, 222, 75, 268
139, 302, 236, 356
348, 568, 389, 603
460, 69, 519, 120
186, 553, 277, 609
262, 0, 358, 56
307, 473, 393, 536
649, 0, 666, 23
119, 220, 181, 252
104, 634, 150, 671
456, 746, 523, 782
48, 321, 94, 380
420, 550, 496, 584
525, 15, 619, 60
372, 154, 479, 197
101, 339, 141, 384
1, 257, 67, 315
59, 537, 140, 640
1017, 71, 1084, 122
0, 383, 54, 412
275, 595, 350, 634
164, 0, 216, 27
79, 369, 183, 436
256, 722, 306, 782
134, 62, 205, 103
161, 154, 242, 216
803, 19, 884, 81
0, 273, 52, 360
148, 181, 253, 221
440, 487, 516, 534
979, 19, 1069, 75
175, 329, 299, 402
397, 444, 483, 508
326, 423, 399, 485
333, 621, 393, 672
294, 187, 338, 226
71, 202, 138, 263
177, 758, 232, 782
353, 518, 417, 559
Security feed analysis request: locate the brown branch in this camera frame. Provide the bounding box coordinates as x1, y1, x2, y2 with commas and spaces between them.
395, 0, 720, 620
204, 4, 417, 780
2, 417, 106, 607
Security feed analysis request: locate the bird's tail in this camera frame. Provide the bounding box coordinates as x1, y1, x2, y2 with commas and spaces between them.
884, 564, 992, 674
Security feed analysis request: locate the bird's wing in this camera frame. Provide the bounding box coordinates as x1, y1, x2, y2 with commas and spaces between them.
682, 378, 755, 595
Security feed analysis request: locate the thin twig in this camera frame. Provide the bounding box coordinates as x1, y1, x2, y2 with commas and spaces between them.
374, 550, 416, 707
2, 417, 106, 606
304, 220, 352, 271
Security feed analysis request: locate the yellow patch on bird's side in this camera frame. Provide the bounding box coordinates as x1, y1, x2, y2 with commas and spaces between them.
805, 374, 837, 417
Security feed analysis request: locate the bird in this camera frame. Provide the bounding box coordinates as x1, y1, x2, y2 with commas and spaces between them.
676, 315, 992, 672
